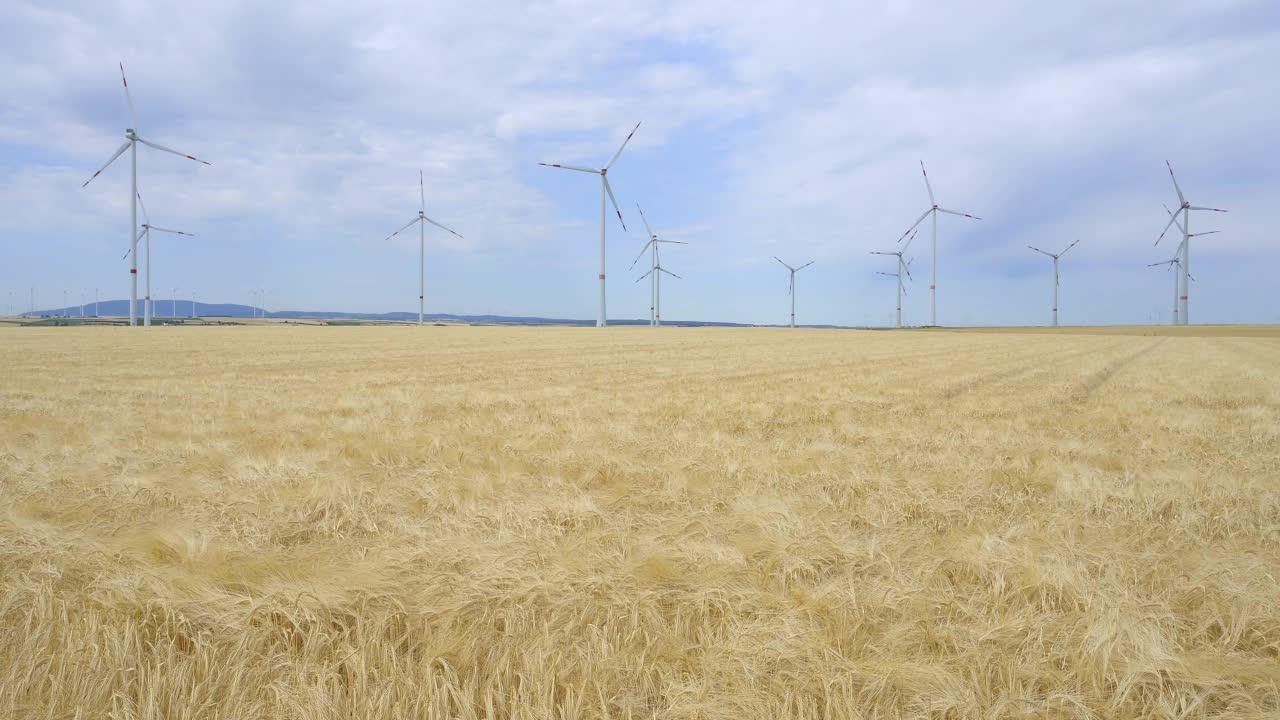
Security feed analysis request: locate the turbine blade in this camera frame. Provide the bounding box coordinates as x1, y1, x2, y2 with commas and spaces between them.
875, 271, 896, 277
81, 140, 132, 187
1188, 230, 1220, 237
1166, 161, 1186, 206
382, 217, 420, 242
658, 267, 680, 279
903, 259, 913, 281
603, 175, 626, 231
423, 215, 464, 239
119, 62, 138, 132
636, 268, 654, 281
136, 137, 210, 165
901, 228, 919, 252
937, 207, 980, 220
630, 239, 655, 269
1189, 205, 1227, 212
1189, 273, 1197, 283
419, 170, 425, 213
1155, 210, 1181, 246
919, 160, 935, 205
869, 251, 893, 256
899, 208, 931, 242
797, 261, 814, 271
121, 246, 133, 261
135, 189, 150, 225
1027, 245, 1053, 257
773, 256, 795, 271
606, 121, 641, 170
537, 163, 598, 174
656, 239, 688, 244
788, 275, 793, 295
147, 226, 194, 236
1060, 238, 1080, 256
636, 203, 654, 239
1163, 203, 1188, 236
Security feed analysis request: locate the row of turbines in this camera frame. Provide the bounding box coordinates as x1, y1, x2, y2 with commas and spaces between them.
5, 288, 193, 319
77, 64, 1227, 329
858, 161, 1224, 329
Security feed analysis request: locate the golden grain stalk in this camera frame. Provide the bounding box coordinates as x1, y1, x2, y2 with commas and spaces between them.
1, 325, 1278, 718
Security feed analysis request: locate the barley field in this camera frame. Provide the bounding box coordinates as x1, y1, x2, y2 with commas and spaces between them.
2, 325, 1278, 719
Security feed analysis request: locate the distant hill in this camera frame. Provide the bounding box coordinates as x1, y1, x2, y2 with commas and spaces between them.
22, 299, 840, 328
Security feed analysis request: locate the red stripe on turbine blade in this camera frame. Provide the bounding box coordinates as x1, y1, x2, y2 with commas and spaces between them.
599, 274, 605, 280
130, 269, 137, 274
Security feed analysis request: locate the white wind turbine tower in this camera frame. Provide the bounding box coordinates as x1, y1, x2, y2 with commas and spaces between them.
630, 204, 687, 326
871, 228, 918, 328
1152, 205, 1219, 326
898, 161, 981, 327
1026, 239, 1080, 327
539, 122, 641, 327
171, 288, 178, 318
81, 63, 210, 327
773, 257, 814, 328
380, 171, 464, 325
122, 191, 194, 326
1156, 161, 1226, 325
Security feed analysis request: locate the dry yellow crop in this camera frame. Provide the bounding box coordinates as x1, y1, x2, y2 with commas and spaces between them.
2, 325, 1278, 718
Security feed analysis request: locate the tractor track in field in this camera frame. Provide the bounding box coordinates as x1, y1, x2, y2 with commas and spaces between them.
938, 341, 1108, 401
1065, 337, 1167, 405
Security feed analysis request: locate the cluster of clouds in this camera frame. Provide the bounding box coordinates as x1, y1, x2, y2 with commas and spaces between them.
2, 0, 1276, 324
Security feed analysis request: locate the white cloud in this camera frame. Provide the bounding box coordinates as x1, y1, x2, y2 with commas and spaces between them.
1, 0, 1276, 323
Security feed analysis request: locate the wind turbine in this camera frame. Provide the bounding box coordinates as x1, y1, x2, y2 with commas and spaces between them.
897, 161, 980, 327
191, 290, 196, 319
380, 171, 464, 325
1156, 162, 1226, 325
871, 229, 918, 328
171, 288, 178, 319
122, 191, 194, 327
630, 204, 687, 326
1152, 253, 1198, 326
773, 257, 814, 328
1026, 239, 1080, 327
539, 122, 641, 327
1152, 206, 1219, 326
81, 63, 210, 327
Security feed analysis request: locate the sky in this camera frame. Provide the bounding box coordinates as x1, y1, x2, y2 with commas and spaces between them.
2, 0, 1278, 326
